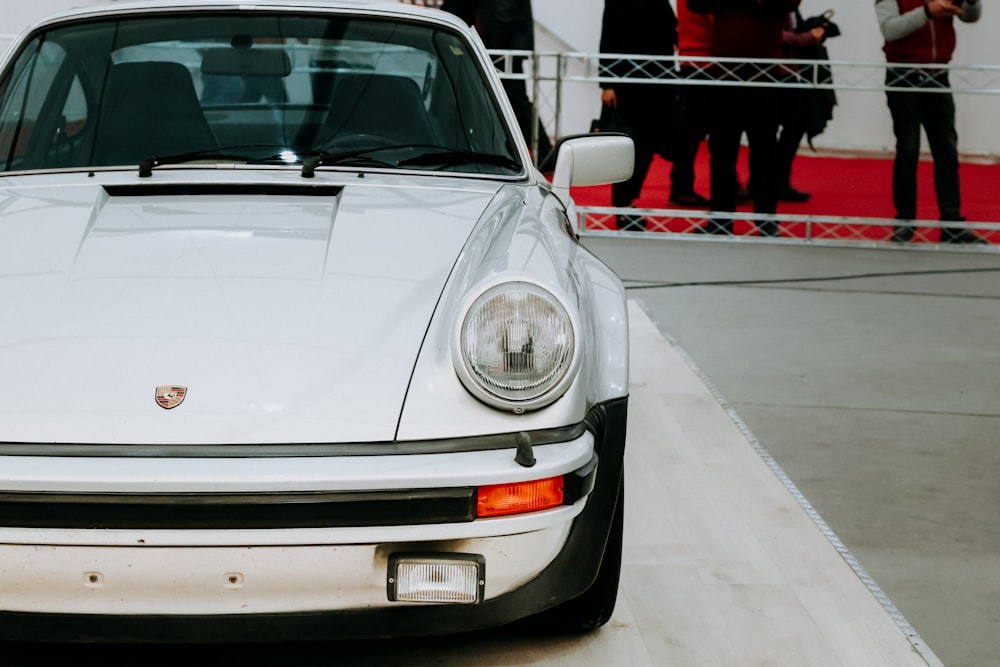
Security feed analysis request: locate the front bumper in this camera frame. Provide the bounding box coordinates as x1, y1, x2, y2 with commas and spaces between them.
0, 398, 627, 641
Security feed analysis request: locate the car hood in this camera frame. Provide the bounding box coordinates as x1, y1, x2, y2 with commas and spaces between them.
0, 177, 501, 445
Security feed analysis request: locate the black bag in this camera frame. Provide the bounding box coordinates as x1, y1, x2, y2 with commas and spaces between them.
800, 10, 841, 40
590, 105, 633, 136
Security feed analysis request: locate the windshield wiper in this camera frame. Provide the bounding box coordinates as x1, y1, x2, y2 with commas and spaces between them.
300, 148, 404, 178
396, 148, 521, 171
300, 146, 520, 178
137, 144, 318, 177
138, 151, 242, 177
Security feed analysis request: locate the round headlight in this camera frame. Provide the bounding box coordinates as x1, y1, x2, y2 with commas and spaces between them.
456, 282, 578, 410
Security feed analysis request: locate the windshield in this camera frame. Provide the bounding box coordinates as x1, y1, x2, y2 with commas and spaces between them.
0, 11, 522, 175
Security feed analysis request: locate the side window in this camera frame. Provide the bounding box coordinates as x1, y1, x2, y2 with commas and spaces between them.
61, 76, 88, 140
41, 74, 90, 168
432, 32, 511, 155
0, 39, 73, 171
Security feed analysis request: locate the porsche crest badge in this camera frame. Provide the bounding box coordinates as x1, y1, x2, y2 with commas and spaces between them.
155, 385, 187, 409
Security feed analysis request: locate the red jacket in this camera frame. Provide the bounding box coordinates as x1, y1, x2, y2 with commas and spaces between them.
677, 1, 712, 58
883, 0, 957, 64
686, 0, 800, 59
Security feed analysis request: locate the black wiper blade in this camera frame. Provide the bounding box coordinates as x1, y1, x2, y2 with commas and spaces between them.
397, 149, 521, 171
138, 151, 247, 177
299, 144, 520, 178
137, 144, 317, 177
300, 148, 398, 178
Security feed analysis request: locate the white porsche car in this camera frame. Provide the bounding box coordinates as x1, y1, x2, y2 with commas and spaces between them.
0, 0, 633, 641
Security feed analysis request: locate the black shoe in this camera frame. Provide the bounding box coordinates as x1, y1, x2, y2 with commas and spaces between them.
778, 185, 811, 203
616, 214, 646, 232
940, 229, 987, 245
669, 191, 710, 208
758, 221, 780, 237
890, 226, 914, 243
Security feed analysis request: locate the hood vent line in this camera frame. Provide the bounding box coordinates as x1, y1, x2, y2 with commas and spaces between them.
103, 183, 343, 197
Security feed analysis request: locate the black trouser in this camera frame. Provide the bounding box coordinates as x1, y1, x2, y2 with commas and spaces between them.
707, 84, 782, 225
885, 69, 961, 221
610, 85, 676, 208
776, 88, 809, 190
670, 69, 711, 197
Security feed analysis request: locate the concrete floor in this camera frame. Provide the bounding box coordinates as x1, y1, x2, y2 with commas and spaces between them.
585, 235, 1000, 667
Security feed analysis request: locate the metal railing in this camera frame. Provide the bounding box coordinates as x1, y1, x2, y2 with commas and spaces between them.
559, 53, 1000, 94
579, 207, 1000, 250
489, 51, 1000, 250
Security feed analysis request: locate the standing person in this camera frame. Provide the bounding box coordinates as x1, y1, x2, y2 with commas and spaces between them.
876, 0, 985, 244
775, 10, 831, 203
687, 0, 801, 236
441, 0, 553, 164
673, 3, 752, 210
670, 2, 713, 208
599, 0, 679, 230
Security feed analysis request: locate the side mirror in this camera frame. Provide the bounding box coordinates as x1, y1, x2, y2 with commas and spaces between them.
549, 133, 634, 209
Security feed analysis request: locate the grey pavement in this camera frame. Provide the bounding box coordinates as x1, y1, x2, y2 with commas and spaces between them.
583, 235, 1000, 667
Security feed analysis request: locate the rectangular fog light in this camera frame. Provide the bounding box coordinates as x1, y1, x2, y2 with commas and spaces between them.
388, 553, 485, 604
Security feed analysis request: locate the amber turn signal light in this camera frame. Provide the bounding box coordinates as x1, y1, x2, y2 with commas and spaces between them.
476, 476, 565, 518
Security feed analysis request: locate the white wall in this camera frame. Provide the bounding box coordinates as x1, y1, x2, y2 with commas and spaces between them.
4, 0, 998, 157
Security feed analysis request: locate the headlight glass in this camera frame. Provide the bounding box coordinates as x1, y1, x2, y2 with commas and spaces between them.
459, 282, 576, 406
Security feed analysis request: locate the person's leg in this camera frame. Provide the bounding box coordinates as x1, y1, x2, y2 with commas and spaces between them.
704, 89, 742, 234
921, 91, 960, 219
669, 77, 710, 206
745, 87, 782, 235
775, 88, 810, 201
886, 86, 922, 240
611, 159, 649, 230
922, 91, 984, 243
914, 88, 980, 243
612, 143, 653, 231
610, 91, 655, 230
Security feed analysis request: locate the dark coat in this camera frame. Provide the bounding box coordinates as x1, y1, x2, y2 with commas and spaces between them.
440, 0, 535, 51
598, 0, 679, 160
788, 9, 838, 143
599, 0, 678, 61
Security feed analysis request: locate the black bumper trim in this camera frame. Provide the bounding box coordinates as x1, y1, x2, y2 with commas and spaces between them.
0, 489, 477, 530
0, 462, 596, 530
0, 424, 589, 458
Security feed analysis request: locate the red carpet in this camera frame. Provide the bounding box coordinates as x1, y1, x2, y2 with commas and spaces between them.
571, 145, 1000, 243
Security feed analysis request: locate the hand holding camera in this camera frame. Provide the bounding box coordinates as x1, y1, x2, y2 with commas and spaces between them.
926, 0, 963, 18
